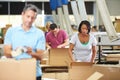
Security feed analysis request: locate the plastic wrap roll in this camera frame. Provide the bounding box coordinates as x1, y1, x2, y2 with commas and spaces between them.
55, 0, 65, 29
61, 0, 73, 35
77, 0, 87, 20
52, 10, 57, 24
57, 7, 66, 30
96, 0, 119, 41
70, 0, 81, 27
63, 5, 73, 36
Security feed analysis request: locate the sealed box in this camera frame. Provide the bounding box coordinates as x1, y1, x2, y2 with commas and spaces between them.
0, 58, 36, 80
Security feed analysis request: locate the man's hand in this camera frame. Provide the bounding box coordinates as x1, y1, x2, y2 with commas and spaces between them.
25, 46, 33, 54
57, 45, 63, 48
47, 46, 51, 50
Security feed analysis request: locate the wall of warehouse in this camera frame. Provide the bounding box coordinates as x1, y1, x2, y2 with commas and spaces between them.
0, 0, 120, 28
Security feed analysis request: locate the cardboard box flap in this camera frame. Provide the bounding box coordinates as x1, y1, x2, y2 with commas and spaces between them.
69, 62, 94, 80
49, 48, 71, 66
70, 62, 93, 68
0, 58, 36, 80
87, 72, 104, 80
69, 63, 120, 80
95, 64, 120, 68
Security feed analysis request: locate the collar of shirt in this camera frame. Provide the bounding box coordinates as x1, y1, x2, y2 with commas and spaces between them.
17, 25, 36, 33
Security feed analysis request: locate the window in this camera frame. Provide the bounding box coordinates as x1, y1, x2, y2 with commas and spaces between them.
10, 2, 25, 14
85, 2, 93, 15
44, 2, 52, 15
0, 2, 8, 15
26, 2, 42, 14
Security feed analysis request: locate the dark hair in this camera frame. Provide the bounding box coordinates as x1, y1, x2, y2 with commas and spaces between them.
78, 20, 91, 34
49, 23, 57, 30
22, 4, 38, 14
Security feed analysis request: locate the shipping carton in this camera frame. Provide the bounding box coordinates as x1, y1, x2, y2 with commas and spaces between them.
93, 65, 120, 80
42, 72, 68, 80
49, 48, 71, 66
0, 58, 36, 80
106, 54, 120, 61
69, 62, 120, 80
69, 62, 94, 80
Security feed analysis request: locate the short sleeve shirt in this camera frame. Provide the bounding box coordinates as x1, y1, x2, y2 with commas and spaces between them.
4, 25, 45, 77
46, 30, 68, 48
70, 32, 97, 62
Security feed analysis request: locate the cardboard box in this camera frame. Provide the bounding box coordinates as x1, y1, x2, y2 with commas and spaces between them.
113, 46, 120, 49
106, 57, 120, 61
69, 62, 120, 80
0, 58, 36, 80
49, 48, 71, 66
1, 28, 7, 38
93, 65, 120, 80
42, 72, 68, 80
42, 73, 56, 79
106, 54, 120, 61
114, 20, 120, 32
69, 62, 94, 80
0, 38, 3, 44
